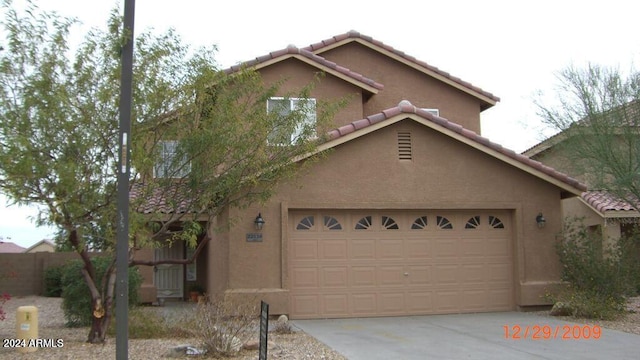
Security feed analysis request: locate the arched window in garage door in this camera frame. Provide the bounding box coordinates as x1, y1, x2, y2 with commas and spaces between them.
436, 216, 453, 229
489, 215, 505, 229
465, 216, 481, 229
296, 216, 314, 230
323, 216, 342, 230
411, 216, 428, 229
355, 216, 372, 230
381, 216, 399, 229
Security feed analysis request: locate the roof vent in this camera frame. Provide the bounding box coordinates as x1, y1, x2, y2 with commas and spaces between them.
398, 131, 412, 161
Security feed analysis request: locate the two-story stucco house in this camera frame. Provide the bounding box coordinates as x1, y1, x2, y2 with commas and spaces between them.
138, 31, 586, 319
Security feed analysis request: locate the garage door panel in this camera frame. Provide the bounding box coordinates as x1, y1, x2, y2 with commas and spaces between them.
377, 239, 403, 259
291, 295, 319, 318
321, 267, 348, 287
405, 239, 431, 259
461, 290, 489, 311
322, 294, 349, 316
291, 240, 318, 260
351, 240, 375, 259
379, 292, 405, 314
289, 210, 514, 319
460, 237, 486, 256
406, 291, 433, 312
291, 267, 319, 288
406, 265, 431, 285
351, 266, 376, 287
352, 293, 377, 314
434, 291, 460, 312
321, 240, 348, 260
461, 264, 486, 284
378, 266, 404, 286
433, 238, 458, 257
434, 265, 460, 284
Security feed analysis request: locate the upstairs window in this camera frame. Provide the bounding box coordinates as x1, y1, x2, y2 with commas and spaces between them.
267, 97, 316, 144
154, 141, 190, 178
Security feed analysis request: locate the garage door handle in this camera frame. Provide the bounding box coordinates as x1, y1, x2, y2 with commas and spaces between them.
404, 272, 409, 276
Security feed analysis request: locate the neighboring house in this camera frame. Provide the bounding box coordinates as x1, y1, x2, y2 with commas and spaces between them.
23, 239, 56, 253
523, 130, 640, 251
137, 31, 586, 319
0, 240, 25, 253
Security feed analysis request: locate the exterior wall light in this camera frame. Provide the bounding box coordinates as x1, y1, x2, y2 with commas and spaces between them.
536, 213, 546, 228
254, 213, 265, 230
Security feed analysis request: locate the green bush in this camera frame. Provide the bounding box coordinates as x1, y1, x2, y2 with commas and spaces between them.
551, 218, 639, 319
43, 265, 65, 297
60, 256, 142, 327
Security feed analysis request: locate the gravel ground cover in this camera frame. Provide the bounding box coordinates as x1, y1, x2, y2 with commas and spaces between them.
0, 296, 346, 359
1, 295, 638, 359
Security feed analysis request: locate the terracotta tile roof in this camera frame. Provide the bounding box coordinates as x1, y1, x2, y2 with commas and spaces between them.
130, 182, 193, 214
0, 241, 26, 253
582, 190, 638, 214
327, 100, 586, 192
224, 45, 384, 92
304, 30, 500, 105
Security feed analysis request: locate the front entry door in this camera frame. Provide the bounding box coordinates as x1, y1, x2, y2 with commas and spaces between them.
154, 240, 184, 298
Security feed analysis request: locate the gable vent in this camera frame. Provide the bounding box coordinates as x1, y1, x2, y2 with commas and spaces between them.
397, 131, 412, 160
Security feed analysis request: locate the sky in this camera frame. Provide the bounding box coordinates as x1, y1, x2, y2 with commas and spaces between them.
1, 0, 639, 248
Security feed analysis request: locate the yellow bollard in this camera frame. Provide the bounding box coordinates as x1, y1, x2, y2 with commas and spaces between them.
16, 306, 38, 353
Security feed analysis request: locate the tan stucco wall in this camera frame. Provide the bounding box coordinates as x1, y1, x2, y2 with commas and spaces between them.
221, 119, 572, 314
317, 42, 484, 133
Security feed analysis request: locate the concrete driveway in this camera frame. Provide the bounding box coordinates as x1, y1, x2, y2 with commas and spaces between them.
293, 312, 640, 359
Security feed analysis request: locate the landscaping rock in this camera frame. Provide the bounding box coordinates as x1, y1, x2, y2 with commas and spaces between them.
166, 344, 207, 357
550, 301, 573, 316
243, 339, 276, 350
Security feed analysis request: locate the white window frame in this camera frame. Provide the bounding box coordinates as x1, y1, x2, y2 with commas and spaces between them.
267, 97, 317, 145
154, 140, 190, 178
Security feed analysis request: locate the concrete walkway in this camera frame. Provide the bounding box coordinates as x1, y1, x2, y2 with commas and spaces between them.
293, 312, 640, 359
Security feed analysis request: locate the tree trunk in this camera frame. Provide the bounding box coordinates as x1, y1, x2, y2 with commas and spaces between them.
87, 306, 110, 344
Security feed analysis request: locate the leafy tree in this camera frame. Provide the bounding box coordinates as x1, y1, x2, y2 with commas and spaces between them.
535, 64, 640, 207
0, 1, 342, 343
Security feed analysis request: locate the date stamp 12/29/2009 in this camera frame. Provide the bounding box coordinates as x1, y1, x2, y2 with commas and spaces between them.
503, 324, 602, 340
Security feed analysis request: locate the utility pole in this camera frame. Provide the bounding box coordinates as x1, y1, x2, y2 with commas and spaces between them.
116, 0, 135, 359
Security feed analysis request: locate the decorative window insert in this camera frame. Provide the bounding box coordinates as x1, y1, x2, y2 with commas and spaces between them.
381, 216, 399, 229
323, 216, 342, 230
465, 216, 481, 229
411, 216, 428, 229
355, 216, 372, 230
488, 216, 505, 229
397, 132, 412, 160
296, 216, 314, 230
267, 97, 316, 144
154, 140, 190, 178
436, 216, 453, 229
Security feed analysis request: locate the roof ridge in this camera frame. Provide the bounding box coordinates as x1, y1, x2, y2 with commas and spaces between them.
224, 44, 383, 91
327, 100, 585, 192
303, 31, 500, 104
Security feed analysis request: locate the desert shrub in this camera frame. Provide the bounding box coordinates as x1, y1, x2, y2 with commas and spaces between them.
60, 256, 142, 327
551, 218, 639, 319
43, 265, 65, 297
195, 294, 258, 357
107, 306, 195, 339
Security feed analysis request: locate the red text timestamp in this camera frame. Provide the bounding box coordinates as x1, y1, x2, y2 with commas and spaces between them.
503, 324, 601, 340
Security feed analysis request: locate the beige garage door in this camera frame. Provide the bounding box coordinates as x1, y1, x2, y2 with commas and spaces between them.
288, 210, 513, 319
